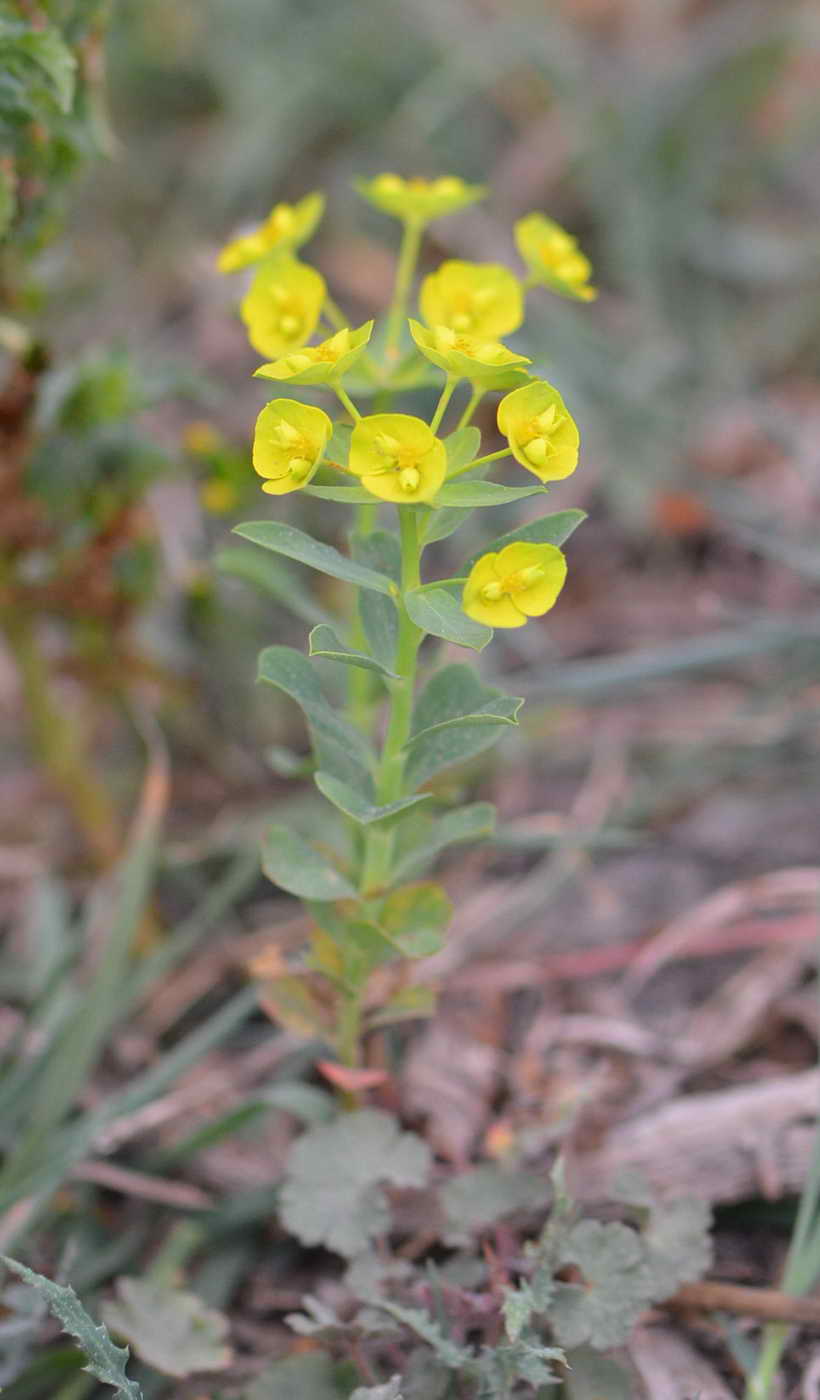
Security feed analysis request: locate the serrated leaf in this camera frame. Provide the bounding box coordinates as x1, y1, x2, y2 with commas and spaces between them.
377, 882, 452, 958
441, 1165, 546, 1242
562, 1347, 633, 1399
550, 1219, 654, 1350
2, 1258, 143, 1400
352, 531, 400, 670
366, 1298, 471, 1370
435, 481, 545, 508
475, 1338, 564, 1388
309, 623, 398, 678
391, 802, 496, 882
644, 1197, 712, 1297
314, 771, 431, 827
243, 1352, 342, 1400
258, 645, 373, 791
405, 668, 521, 788
463, 508, 587, 571
262, 825, 356, 901
235, 521, 394, 595
280, 1109, 431, 1257
404, 585, 491, 652
101, 1278, 231, 1379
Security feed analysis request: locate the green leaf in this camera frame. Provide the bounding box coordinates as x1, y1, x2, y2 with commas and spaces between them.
403, 698, 522, 751
2, 1258, 143, 1400
101, 1279, 232, 1379
309, 624, 398, 679
364, 1298, 471, 1371
303, 484, 376, 503
434, 481, 545, 508
440, 1165, 546, 1242
217, 545, 334, 626
377, 882, 452, 957
234, 521, 394, 595
613, 1173, 712, 1297
261, 825, 356, 901
366, 984, 438, 1029
405, 668, 522, 788
562, 1347, 633, 1400
325, 421, 352, 466
404, 585, 491, 652
0, 161, 15, 239
464, 508, 587, 571
550, 1219, 655, 1350
258, 645, 373, 791
0, 23, 77, 113
314, 771, 431, 827
280, 1109, 431, 1257
243, 1353, 343, 1400
258, 972, 336, 1039
443, 426, 481, 474
391, 802, 496, 882
352, 530, 400, 670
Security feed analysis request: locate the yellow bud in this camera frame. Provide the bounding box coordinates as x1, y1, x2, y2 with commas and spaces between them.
376, 174, 403, 193
480, 581, 504, 602
399, 466, 420, 493
434, 326, 457, 350
523, 438, 549, 468
271, 206, 295, 230
434, 177, 461, 195
534, 406, 558, 434
508, 565, 544, 591
279, 314, 300, 337
286, 353, 313, 371
270, 286, 290, 306
452, 312, 472, 332
288, 457, 311, 479
374, 432, 400, 456
273, 420, 301, 445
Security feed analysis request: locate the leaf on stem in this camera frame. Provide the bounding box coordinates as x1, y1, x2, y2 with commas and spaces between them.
261, 826, 356, 901
235, 521, 394, 595
352, 530, 401, 670
404, 585, 492, 652
258, 645, 373, 792
101, 1279, 232, 1379
434, 481, 546, 508
390, 802, 496, 882
463, 508, 587, 571
405, 666, 523, 787
314, 771, 431, 827
309, 624, 398, 679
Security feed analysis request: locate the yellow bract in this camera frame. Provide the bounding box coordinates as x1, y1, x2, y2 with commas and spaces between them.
349, 413, 446, 504
252, 398, 332, 495
217, 193, 325, 273
253, 321, 373, 387
355, 174, 485, 224
515, 213, 597, 303
463, 542, 567, 628
497, 380, 579, 482
420, 260, 523, 340
240, 256, 326, 359
408, 320, 530, 385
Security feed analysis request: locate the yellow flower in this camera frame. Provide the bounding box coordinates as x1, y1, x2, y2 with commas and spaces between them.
349, 413, 446, 504
408, 320, 530, 385
240, 255, 326, 359
515, 213, 597, 303
354, 174, 485, 224
217, 192, 325, 273
463, 542, 567, 628
253, 321, 374, 386
420, 260, 523, 339
497, 380, 579, 482
252, 399, 332, 495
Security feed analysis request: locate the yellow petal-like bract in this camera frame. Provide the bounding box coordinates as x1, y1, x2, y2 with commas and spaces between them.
252, 398, 332, 495
348, 413, 446, 504
408, 320, 530, 386
240, 256, 326, 359
463, 542, 567, 628
254, 322, 374, 386
497, 380, 579, 483
515, 212, 597, 303
420, 260, 523, 340
355, 174, 485, 224
218, 193, 325, 273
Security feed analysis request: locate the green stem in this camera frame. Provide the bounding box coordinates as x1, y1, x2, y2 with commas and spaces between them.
430, 376, 456, 434
457, 385, 484, 430
0, 596, 120, 866
385, 219, 423, 361
744, 1325, 789, 1400
338, 987, 363, 1069
359, 508, 422, 895
334, 383, 361, 422
449, 446, 511, 479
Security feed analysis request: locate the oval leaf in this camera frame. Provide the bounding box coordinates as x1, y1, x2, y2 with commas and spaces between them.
262, 825, 355, 901
308, 624, 398, 678
234, 521, 394, 595
405, 585, 492, 652
314, 771, 431, 827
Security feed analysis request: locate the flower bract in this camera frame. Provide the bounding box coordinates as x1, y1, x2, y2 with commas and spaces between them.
463, 542, 567, 628
240, 256, 326, 359
355, 174, 485, 224
253, 321, 374, 386
349, 413, 446, 504
497, 380, 579, 482
515, 213, 597, 302
252, 399, 332, 495
408, 320, 530, 386
420, 260, 523, 339
218, 192, 325, 273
